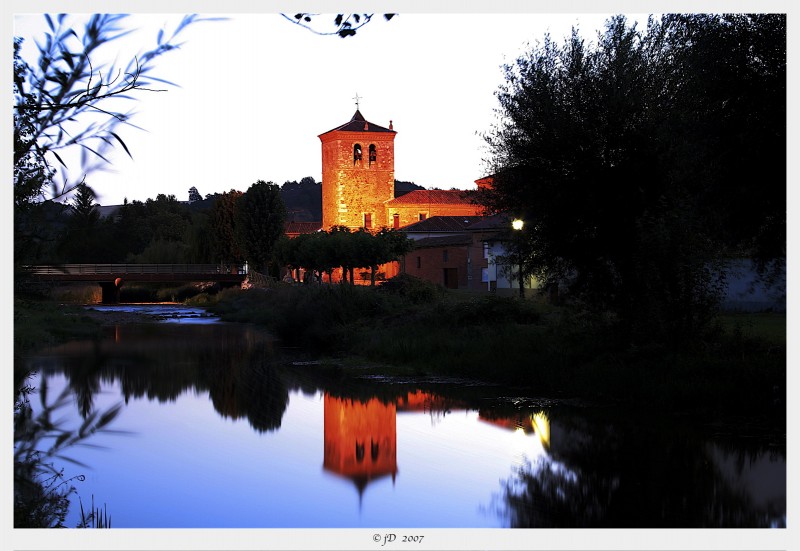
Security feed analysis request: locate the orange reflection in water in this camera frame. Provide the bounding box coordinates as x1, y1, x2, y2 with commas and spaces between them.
479, 410, 551, 449
323, 395, 398, 495
397, 389, 462, 412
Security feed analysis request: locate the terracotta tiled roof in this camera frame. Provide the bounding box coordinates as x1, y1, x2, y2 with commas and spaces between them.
385, 189, 477, 206
320, 110, 395, 135
412, 234, 473, 249
402, 216, 484, 233
285, 221, 322, 235
465, 213, 511, 231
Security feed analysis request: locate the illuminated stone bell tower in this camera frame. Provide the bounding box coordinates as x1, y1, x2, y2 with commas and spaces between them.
319, 106, 396, 231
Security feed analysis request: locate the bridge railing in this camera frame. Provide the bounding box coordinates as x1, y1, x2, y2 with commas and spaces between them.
24, 264, 248, 275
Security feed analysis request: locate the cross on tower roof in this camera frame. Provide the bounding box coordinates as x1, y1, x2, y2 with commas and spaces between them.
353, 92, 362, 110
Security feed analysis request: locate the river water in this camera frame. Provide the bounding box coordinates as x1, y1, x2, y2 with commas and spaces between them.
20, 305, 786, 528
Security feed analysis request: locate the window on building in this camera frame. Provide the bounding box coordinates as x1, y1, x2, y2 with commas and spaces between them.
369, 144, 377, 164
443, 249, 449, 262
419, 212, 427, 221
416, 256, 421, 269
393, 213, 400, 229
364, 213, 372, 229
483, 242, 489, 259
354, 143, 362, 164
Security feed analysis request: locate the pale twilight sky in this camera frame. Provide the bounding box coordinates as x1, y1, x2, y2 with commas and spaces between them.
13, 12, 653, 206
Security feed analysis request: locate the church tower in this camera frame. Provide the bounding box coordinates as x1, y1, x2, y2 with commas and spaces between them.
319, 108, 396, 231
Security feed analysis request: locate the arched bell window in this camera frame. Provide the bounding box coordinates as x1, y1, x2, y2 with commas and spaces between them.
368, 144, 377, 165
353, 143, 363, 164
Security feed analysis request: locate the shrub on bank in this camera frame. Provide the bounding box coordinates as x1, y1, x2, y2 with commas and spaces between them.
49, 285, 102, 304
207, 283, 405, 350
207, 276, 545, 366
377, 273, 446, 304
204, 275, 785, 417
155, 283, 217, 303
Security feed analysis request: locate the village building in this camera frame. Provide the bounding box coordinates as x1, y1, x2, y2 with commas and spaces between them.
385, 189, 482, 229
279, 106, 541, 293
399, 213, 539, 293
315, 109, 484, 232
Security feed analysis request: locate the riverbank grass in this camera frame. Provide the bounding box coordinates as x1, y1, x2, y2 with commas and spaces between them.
198, 277, 785, 421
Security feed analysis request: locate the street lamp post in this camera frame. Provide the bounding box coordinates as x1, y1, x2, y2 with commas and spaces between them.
512, 219, 524, 299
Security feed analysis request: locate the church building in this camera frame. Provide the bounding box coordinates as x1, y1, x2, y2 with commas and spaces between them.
316, 108, 483, 232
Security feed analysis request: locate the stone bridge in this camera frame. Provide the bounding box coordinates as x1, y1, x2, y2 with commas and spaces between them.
24, 263, 247, 303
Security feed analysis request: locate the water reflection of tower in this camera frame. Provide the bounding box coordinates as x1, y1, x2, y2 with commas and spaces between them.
323, 394, 398, 502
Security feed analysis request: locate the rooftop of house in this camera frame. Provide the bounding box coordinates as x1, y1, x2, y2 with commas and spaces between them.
401, 215, 485, 233
385, 189, 477, 207
411, 234, 474, 249
465, 213, 513, 232
285, 221, 323, 235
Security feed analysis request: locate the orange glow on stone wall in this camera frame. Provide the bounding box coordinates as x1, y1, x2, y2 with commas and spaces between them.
320, 129, 396, 232
323, 395, 398, 485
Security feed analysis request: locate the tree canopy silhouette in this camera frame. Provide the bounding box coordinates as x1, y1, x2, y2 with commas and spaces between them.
482, 14, 785, 344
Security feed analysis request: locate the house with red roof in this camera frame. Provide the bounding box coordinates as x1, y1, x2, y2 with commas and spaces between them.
282, 107, 539, 293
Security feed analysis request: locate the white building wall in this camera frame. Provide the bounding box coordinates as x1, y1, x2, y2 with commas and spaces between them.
485, 241, 538, 292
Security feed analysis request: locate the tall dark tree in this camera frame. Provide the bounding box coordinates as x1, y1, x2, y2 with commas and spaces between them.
658, 14, 786, 267
209, 190, 244, 265
69, 183, 99, 228
483, 14, 785, 344
235, 181, 287, 272
185, 211, 214, 263
57, 183, 101, 262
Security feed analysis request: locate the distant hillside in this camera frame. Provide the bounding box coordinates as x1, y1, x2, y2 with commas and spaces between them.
395, 180, 425, 198
281, 178, 426, 222
281, 177, 322, 222
125, 178, 427, 222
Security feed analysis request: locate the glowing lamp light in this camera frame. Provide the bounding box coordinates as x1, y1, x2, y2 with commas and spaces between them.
512, 219, 524, 231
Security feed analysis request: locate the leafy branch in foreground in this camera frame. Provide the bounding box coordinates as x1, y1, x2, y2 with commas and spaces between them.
14, 13, 224, 205
14, 377, 125, 527
282, 13, 395, 38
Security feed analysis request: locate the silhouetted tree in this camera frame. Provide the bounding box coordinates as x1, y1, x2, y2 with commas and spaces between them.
235, 180, 287, 272
68, 183, 99, 228
209, 190, 243, 265
188, 186, 202, 202
483, 14, 785, 345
